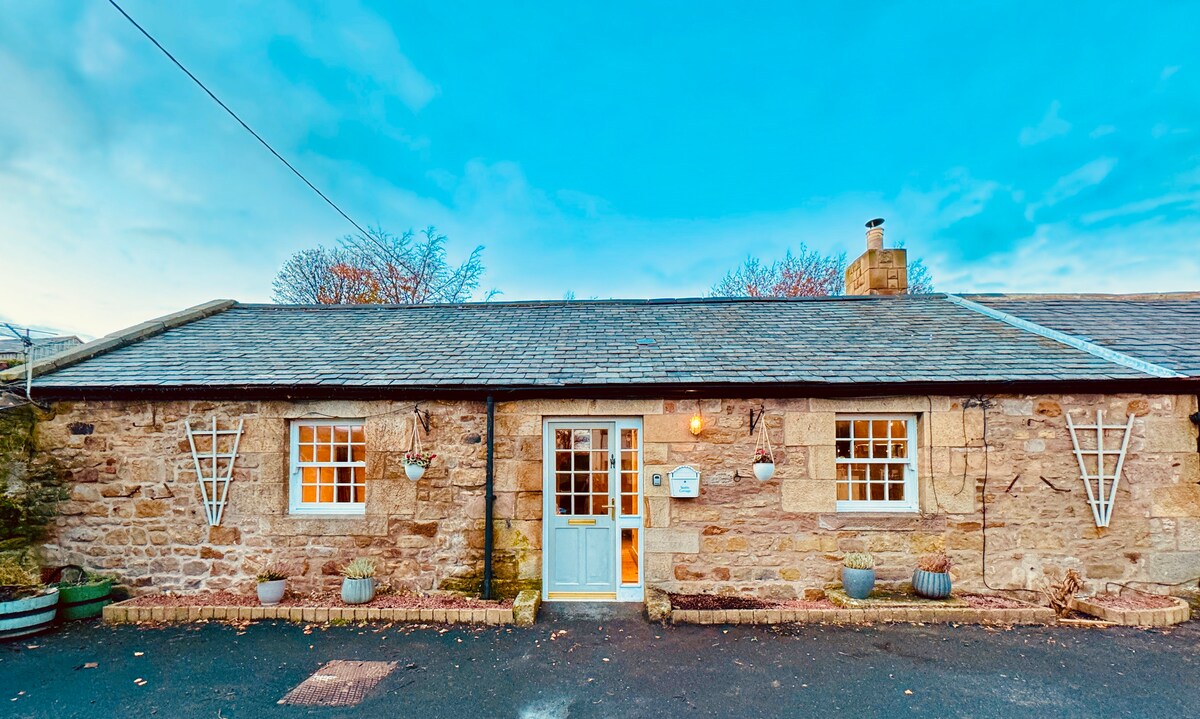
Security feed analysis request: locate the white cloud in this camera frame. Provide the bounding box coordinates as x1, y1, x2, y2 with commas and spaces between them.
1026, 157, 1117, 218
1019, 100, 1071, 146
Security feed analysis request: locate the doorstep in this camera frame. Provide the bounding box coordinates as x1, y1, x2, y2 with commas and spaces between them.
102, 589, 540, 627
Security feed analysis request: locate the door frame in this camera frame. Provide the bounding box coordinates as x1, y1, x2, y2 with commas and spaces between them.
541, 417, 645, 602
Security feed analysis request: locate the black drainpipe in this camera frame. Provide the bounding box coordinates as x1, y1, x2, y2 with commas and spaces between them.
482, 395, 495, 600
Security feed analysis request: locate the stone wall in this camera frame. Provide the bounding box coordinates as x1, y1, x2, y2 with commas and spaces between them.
34, 393, 1200, 599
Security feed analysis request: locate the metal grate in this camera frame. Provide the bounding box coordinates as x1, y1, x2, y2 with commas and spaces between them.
278, 660, 397, 707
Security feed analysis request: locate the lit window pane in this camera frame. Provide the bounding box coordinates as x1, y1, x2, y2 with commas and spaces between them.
837, 482, 849, 501
889, 420, 906, 437
890, 441, 907, 459
852, 420, 869, 438
316, 425, 332, 443
592, 472, 609, 493
621, 529, 639, 584
333, 426, 350, 444
871, 420, 889, 438
889, 484, 905, 501
853, 440, 869, 459
556, 452, 571, 472
836, 464, 849, 481
592, 495, 609, 514
851, 483, 868, 501
836, 440, 851, 458
888, 464, 905, 481
621, 471, 637, 494
622, 495, 636, 516
621, 429, 639, 450
621, 453, 636, 471
869, 483, 885, 501
556, 430, 571, 450
594, 430, 609, 450
836, 420, 851, 438
872, 440, 888, 457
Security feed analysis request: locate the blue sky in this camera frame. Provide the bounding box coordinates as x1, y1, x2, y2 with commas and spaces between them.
1, 1, 1197, 338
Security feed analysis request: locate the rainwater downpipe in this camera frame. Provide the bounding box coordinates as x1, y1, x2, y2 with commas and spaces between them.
483, 395, 495, 600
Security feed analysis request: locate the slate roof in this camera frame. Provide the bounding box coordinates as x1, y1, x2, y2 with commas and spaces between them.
970, 293, 1200, 377
24, 295, 1179, 394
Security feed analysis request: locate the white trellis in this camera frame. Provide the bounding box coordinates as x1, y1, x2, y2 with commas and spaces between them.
185, 417, 245, 526
1065, 410, 1135, 528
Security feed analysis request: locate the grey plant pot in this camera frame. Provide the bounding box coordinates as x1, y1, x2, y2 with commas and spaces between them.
256, 579, 286, 606
841, 567, 876, 600
341, 577, 376, 605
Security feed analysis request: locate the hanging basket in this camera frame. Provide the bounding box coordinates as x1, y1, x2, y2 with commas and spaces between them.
752, 410, 776, 482
403, 413, 435, 482
752, 462, 776, 481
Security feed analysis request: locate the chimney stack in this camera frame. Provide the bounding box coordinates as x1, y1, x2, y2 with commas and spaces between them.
844, 218, 908, 296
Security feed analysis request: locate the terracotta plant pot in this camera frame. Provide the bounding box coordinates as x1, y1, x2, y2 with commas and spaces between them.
0, 587, 59, 640
752, 462, 776, 481
912, 569, 952, 599
341, 577, 375, 605
841, 567, 876, 600
257, 579, 286, 606
404, 463, 426, 481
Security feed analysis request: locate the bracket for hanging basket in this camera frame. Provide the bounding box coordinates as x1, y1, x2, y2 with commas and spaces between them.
1065, 410, 1135, 528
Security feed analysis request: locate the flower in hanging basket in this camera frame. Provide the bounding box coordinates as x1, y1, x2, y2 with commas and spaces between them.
753, 448, 774, 465
403, 450, 436, 481
403, 451, 437, 468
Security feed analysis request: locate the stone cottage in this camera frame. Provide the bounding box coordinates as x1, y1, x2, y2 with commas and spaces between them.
5, 235, 1199, 602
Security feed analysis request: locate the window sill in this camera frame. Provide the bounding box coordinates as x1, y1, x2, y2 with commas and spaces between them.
287, 508, 367, 518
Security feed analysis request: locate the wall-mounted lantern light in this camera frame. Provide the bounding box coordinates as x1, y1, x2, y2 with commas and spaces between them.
689, 401, 703, 436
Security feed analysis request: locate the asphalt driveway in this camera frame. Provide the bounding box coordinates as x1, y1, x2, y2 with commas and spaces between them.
2, 606, 1198, 718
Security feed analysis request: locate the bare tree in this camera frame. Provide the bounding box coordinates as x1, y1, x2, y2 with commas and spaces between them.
710, 242, 935, 297
710, 245, 847, 298
272, 226, 493, 304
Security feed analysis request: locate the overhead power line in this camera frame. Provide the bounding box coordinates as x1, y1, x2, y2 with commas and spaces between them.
106, 0, 371, 238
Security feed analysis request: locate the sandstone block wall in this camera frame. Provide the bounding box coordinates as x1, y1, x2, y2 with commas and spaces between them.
34, 393, 1200, 599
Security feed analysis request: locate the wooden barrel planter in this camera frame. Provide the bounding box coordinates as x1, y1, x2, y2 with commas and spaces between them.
52, 566, 113, 621
0, 587, 59, 640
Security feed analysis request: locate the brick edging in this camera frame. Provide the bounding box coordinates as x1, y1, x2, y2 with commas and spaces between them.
1071, 597, 1191, 627
670, 605, 1057, 625
102, 599, 518, 626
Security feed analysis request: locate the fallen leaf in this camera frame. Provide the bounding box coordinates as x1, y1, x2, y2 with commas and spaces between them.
133, 652, 145, 657
904, 689, 913, 696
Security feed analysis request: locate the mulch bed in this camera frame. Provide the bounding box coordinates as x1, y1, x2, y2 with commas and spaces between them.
669, 593, 835, 611
959, 593, 1033, 609
1083, 592, 1180, 610
123, 590, 511, 610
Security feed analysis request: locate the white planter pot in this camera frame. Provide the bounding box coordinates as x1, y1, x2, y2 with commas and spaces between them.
753, 462, 776, 481
256, 579, 286, 606
404, 463, 426, 481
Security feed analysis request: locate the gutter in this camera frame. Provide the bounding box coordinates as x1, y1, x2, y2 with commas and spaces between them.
26, 376, 1200, 403
0, 300, 237, 385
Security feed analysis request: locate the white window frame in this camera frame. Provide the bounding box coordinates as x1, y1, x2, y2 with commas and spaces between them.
835, 414, 919, 513
289, 418, 367, 516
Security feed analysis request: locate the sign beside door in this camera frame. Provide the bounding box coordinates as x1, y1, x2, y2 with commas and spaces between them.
542, 419, 644, 602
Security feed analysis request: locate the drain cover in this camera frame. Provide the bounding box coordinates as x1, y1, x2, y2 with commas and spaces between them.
278, 660, 397, 706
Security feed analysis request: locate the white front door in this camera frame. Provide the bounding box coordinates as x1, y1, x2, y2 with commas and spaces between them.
543, 419, 644, 601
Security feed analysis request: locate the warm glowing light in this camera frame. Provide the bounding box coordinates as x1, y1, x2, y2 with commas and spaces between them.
689, 414, 703, 435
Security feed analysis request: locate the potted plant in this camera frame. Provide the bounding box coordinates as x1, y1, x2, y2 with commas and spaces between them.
912, 552, 953, 599
340, 557, 377, 605
0, 553, 59, 639
254, 562, 289, 606
402, 450, 436, 481
752, 448, 775, 481
51, 565, 113, 621
841, 552, 876, 599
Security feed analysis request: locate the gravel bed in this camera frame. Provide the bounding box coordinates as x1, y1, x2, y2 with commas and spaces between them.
1084, 592, 1180, 610
669, 593, 835, 611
